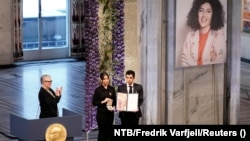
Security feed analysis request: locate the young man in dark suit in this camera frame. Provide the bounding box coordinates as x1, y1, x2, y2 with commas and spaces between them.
117, 70, 144, 125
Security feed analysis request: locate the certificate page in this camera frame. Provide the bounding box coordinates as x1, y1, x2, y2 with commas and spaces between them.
116, 92, 128, 111
116, 93, 138, 111
127, 93, 138, 111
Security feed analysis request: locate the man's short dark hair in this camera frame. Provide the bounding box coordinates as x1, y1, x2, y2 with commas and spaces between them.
126, 70, 135, 78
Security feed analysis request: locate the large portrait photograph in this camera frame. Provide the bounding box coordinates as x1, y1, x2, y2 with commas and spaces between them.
175, 0, 227, 67
242, 0, 250, 33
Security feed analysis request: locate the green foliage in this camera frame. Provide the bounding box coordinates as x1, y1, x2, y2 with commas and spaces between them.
98, 0, 117, 74
99, 0, 115, 14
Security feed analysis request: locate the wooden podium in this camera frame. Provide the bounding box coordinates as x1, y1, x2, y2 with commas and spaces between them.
10, 108, 82, 141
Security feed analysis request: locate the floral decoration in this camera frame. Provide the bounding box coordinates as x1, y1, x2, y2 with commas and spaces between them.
84, 0, 99, 132
84, 0, 125, 131
111, 0, 125, 88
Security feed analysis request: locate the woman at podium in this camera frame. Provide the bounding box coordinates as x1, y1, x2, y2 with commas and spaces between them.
38, 74, 62, 118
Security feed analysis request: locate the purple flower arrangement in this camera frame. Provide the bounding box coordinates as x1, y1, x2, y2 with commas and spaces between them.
84, 0, 125, 132
84, 0, 99, 132
112, 0, 125, 88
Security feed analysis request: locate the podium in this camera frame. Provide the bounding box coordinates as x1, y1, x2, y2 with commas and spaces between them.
10, 108, 82, 141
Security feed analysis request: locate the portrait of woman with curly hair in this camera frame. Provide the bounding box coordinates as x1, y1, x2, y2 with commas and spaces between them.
176, 0, 227, 67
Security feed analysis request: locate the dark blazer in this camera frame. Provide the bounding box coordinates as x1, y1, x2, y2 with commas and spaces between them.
92, 85, 116, 112
38, 87, 61, 118
117, 83, 143, 118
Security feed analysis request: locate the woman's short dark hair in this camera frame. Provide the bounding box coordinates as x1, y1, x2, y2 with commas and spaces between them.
100, 72, 109, 80
186, 0, 225, 31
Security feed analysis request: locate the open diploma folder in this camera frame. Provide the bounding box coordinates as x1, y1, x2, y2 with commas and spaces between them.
116, 92, 138, 111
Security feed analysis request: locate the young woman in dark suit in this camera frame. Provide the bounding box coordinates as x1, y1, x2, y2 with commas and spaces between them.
92, 72, 116, 141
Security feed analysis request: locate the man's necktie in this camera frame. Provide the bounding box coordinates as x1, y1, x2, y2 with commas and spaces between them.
129, 85, 132, 93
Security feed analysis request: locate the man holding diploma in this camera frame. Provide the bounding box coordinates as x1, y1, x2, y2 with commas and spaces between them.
117, 70, 144, 126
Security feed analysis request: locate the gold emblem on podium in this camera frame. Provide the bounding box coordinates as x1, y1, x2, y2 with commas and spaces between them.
45, 123, 67, 141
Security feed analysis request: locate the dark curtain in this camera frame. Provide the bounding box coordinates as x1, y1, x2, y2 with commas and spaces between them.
71, 0, 85, 59
13, 0, 23, 62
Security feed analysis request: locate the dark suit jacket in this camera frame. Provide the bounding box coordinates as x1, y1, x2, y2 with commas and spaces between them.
117, 83, 143, 118
38, 87, 61, 118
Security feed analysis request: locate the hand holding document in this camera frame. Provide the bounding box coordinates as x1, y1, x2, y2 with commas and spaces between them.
116, 92, 138, 112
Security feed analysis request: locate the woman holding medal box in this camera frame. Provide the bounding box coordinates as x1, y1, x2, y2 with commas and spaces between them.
92, 72, 116, 141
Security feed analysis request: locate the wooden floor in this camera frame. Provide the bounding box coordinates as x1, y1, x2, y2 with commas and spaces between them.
0, 58, 249, 140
